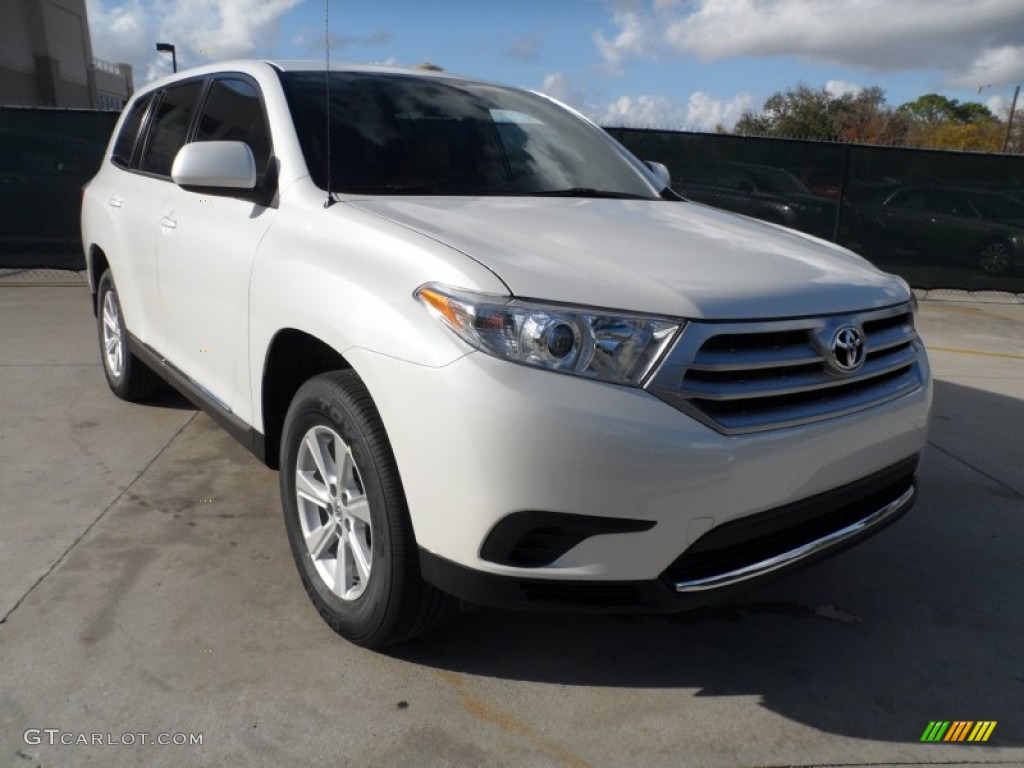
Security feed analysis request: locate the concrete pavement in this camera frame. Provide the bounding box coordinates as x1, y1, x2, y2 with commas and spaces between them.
1, 283, 1022, 767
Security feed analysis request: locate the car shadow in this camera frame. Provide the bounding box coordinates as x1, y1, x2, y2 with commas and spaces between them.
392, 379, 1024, 746
141, 386, 196, 411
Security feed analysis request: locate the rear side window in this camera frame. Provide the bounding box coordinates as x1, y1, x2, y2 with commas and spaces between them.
194, 78, 272, 174
111, 93, 153, 168
139, 81, 204, 177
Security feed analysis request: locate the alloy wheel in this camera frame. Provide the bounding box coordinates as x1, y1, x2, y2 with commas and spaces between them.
101, 290, 124, 378
977, 241, 1010, 275
295, 425, 373, 601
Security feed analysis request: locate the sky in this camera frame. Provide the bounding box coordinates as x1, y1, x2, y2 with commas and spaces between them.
84, 0, 1024, 130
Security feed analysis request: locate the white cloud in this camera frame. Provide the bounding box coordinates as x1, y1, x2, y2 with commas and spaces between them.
539, 72, 587, 110
595, 0, 1024, 88
598, 94, 688, 126
684, 90, 754, 129
540, 70, 751, 130
506, 34, 543, 61
825, 79, 864, 98
596, 90, 753, 130
951, 45, 1024, 89
985, 94, 1009, 118
86, 0, 301, 83
594, 11, 655, 71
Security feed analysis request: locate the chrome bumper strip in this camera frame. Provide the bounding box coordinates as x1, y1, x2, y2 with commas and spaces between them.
673, 484, 915, 592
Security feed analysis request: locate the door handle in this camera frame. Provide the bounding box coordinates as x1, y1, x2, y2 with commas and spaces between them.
160, 214, 177, 229
108, 196, 122, 208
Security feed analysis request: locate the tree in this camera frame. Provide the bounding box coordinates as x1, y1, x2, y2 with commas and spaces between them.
734, 84, 1009, 151
899, 93, 995, 125
734, 83, 906, 143
743, 83, 845, 139
899, 93, 1000, 150
834, 86, 909, 145
898, 93, 958, 124
951, 101, 996, 124
733, 110, 774, 136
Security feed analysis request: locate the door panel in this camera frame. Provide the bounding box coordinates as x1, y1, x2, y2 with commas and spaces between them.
156, 191, 274, 414
113, 173, 174, 348
156, 76, 277, 419
112, 81, 204, 348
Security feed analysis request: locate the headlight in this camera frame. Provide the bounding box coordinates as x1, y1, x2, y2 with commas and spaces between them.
415, 283, 683, 386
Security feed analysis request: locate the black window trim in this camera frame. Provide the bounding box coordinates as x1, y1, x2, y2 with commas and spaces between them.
109, 90, 156, 170
188, 71, 278, 206
131, 75, 211, 181
195, 72, 276, 159
123, 72, 277, 207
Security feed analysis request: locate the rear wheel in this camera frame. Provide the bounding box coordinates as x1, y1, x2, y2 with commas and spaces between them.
975, 239, 1012, 275
280, 370, 455, 647
96, 271, 164, 401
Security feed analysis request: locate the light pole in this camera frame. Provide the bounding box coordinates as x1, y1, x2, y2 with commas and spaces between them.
980, 83, 1021, 153
1002, 85, 1020, 153
155, 42, 177, 73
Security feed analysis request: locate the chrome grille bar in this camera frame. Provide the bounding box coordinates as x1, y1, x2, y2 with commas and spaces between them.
645, 303, 923, 435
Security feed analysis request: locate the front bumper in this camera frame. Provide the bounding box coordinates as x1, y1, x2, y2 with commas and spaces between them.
420, 456, 917, 611
346, 343, 931, 592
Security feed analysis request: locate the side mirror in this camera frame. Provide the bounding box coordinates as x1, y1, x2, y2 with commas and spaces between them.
171, 141, 256, 190
644, 160, 672, 189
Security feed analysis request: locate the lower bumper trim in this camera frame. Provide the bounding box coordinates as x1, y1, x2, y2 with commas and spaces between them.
420, 457, 918, 613
673, 483, 915, 592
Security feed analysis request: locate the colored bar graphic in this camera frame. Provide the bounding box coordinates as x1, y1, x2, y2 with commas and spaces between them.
944, 721, 972, 741
921, 720, 996, 742
920, 721, 950, 741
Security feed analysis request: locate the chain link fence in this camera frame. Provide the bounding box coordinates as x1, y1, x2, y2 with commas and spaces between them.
2, 107, 1023, 292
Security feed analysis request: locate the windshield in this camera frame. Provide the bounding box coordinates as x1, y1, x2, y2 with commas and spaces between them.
280, 71, 657, 199
746, 167, 810, 195
972, 192, 1024, 220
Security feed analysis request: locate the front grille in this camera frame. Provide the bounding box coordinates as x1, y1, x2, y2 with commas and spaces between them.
645, 303, 923, 434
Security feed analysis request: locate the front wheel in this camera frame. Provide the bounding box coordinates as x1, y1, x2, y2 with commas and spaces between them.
279, 370, 455, 648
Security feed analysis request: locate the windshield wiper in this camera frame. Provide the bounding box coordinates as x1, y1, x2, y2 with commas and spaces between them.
529, 187, 654, 200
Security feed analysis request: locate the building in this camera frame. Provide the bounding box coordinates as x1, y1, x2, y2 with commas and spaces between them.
0, 0, 132, 110
93, 58, 134, 111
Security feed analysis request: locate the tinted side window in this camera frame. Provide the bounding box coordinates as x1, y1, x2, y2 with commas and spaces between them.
890, 190, 927, 210
924, 191, 966, 216
139, 81, 204, 177
195, 78, 272, 175
111, 93, 153, 168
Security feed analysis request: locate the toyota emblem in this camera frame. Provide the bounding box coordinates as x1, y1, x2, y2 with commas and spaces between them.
830, 325, 866, 373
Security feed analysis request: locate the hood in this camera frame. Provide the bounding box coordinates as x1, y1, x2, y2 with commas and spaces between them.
347, 197, 909, 320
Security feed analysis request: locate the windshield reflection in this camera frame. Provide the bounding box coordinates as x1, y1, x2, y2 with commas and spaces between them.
280, 72, 657, 199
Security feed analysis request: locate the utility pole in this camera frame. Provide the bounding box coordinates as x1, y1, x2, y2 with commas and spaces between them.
1003, 85, 1020, 153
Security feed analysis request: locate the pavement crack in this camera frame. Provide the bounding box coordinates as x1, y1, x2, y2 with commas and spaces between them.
0, 411, 198, 626
927, 440, 1024, 500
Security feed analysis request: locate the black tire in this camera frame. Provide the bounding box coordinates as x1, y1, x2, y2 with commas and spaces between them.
975, 238, 1013, 276
96, 270, 165, 401
280, 370, 455, 648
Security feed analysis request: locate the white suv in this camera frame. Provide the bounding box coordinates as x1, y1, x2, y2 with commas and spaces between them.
82, 61, 931, 647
